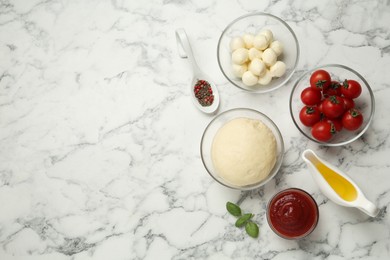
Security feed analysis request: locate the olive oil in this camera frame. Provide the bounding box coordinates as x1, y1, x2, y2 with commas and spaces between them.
315, 162, 358, 202
302, 149, 379, 217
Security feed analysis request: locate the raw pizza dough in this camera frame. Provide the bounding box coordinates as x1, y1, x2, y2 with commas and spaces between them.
211, 117, 277, 186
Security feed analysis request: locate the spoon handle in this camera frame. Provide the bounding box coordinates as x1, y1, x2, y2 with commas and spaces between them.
175, 28, 202, 74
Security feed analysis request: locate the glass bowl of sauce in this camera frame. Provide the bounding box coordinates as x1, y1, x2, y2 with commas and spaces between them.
267, 188, 319, 239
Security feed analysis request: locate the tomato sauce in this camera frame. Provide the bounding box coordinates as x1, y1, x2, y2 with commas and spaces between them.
267, 188, 319, 239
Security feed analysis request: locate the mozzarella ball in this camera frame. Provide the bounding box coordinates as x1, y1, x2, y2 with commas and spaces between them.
242, 71, 258, 86
230, 37, 245, 51
253, 35, 269, 51
258, 70, 273, 85
270, 61, 286, 77
248, 58, 266, 76
248, 48, 263, 61
259, 29, 273, 44
232, 48, 249, 65
242, 33, 255, 49
270, 40, 283, 56
262, 48, 277, 67
232, 63, 248, 78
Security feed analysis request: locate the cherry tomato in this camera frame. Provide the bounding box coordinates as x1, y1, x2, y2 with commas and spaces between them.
300, 87, 322, 106
299, 106, 322, 127
317, 101, 324, 113
341, 79, 362, 99
342, 97, 355, 110
311, 121, 336, 142
310, 69, 331, 91
342, 108, 363, 131
323, 81, 342, 97
322, 95, 345, 119
325, 117, 343, 132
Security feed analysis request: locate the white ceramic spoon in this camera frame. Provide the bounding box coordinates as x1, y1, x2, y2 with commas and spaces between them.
175, 28, 220, 114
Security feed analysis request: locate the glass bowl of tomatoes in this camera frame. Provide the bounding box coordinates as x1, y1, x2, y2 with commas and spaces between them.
289, 64, 375, 146
217, 12, 299, 93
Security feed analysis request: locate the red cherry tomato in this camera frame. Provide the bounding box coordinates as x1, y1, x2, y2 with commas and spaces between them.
322, 96, 345, 119
342, 97, 355, 110
299, 106, 322, 127
341, 79, 362, 99
325, 117, 343, 132
311, 121, 336, 142
300, 87, 322, 106
317, 101, 324, 113
323, 81, 342, 97
310, 70, 331, 91
342, 108, 363, 131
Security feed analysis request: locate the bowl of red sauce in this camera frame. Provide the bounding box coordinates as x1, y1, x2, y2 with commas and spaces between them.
267, 188, 319, 239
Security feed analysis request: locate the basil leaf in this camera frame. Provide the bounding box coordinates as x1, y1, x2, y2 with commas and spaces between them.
245, 221, 259, 238
235, 213, 253, 227
226, 202, 241, 217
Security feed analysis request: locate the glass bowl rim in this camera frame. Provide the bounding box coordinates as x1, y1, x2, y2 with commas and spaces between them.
289, 63, 376, 146
217, 12, 300, 93
200, 107, 285, 190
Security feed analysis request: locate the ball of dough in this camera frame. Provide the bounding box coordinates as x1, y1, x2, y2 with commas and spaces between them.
242, 33, 255, 49
230, 37, 245, 51
262, 48, 277, 67
248, 48, 263, 61
270, 40, 283, 56
253, 35, 268, 50
211, 118, 277, 186
270, 61, 286, 77
232, 48, 249, 65
259, 29, 273, 44
258, 70, 273, 85
232, 63, 248, 78
248, 58, 266, 76
242, 71, 258, 86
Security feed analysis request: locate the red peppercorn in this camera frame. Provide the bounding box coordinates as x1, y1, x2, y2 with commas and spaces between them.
193, 79, 214, 107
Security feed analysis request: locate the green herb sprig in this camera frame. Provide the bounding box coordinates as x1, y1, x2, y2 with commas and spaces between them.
226, 201, 259, 238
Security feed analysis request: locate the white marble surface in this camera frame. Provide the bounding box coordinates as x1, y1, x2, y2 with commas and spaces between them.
1, 0, 390, 259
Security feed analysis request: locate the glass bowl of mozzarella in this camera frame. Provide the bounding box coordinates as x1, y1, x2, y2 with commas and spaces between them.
217, 12, 299, 93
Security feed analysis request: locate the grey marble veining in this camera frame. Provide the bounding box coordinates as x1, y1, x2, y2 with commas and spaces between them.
1, 0, 390, 259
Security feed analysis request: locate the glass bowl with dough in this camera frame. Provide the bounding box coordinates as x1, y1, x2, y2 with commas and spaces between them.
200, 108, 284, 190
217, 12, 299, 93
